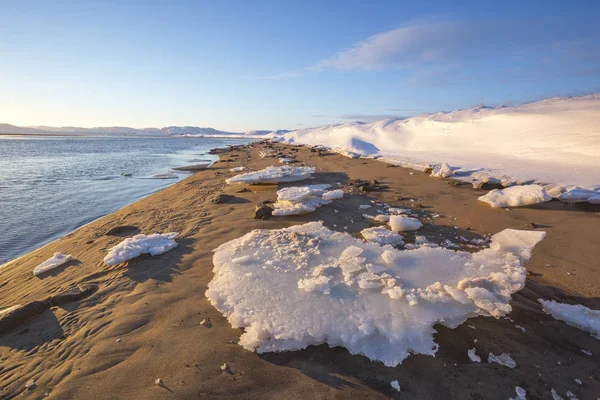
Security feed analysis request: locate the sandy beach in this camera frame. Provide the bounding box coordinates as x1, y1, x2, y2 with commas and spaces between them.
1, 142, 599, 399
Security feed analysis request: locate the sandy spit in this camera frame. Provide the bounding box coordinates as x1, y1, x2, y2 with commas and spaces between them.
0, 142, 599, 399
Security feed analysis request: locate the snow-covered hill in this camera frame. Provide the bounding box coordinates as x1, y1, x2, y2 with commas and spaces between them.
272, 95, 600, 194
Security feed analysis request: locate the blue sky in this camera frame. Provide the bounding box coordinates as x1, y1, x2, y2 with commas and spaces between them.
1, 0, 599, 131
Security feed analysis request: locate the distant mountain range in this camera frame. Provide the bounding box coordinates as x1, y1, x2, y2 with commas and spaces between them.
0, 123, 280, 137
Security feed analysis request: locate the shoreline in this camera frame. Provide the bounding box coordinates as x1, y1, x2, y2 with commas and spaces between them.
1, 142, 599, 399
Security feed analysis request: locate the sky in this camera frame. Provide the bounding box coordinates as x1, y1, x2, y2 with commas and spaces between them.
1, 0, 600, 132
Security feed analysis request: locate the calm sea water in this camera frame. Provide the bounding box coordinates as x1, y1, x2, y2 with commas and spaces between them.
0, 135, 251, 264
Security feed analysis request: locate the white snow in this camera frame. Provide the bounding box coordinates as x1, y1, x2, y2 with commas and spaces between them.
390, 380, 401, 392
360, 227, 404, 246
226, 166, 315, 184
271, 95, 600, 202
272, 184, 335, 216
388, 215, 422, 232
478, 185, 552, 208
229, 166, 246, 172
467, 348, 481, 363
487, 353, 516, 368
538, 299, 600, 339
206, 222, 545, 366
510, 386, 527, 400
103, 233, 179, 266
322, 189, 344, 200
33, 252, 73, 276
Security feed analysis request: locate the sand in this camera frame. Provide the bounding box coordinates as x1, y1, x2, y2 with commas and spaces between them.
0, 142, 599, 399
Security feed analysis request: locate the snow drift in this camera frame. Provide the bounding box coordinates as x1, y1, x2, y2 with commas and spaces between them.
271, 95, 600, 201
206, 222, 545, 366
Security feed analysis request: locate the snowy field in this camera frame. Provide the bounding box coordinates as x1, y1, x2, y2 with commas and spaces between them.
271, 95, 600, 199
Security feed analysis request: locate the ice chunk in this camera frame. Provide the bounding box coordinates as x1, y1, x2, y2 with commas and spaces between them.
390, 380, 401, 392
478, 185, 551, 208
360, 227, 404, 246
226, 166, 315, 184
104, 233, 178, 266
389, 215, 422, 232
551, 389, 564, 400
488, 353, 516, 368
229, 166, 246, 172
322, 189, 344, 200
272, 184, 333, 216
539, 299, 600, 339
278, 158, 296, 164
430, 162, 452, 178
359, 204, 372, 210
33, 252, 74, 276
467, 348, 481, 362
510, 386, 527, 400
206, 222, 544, 366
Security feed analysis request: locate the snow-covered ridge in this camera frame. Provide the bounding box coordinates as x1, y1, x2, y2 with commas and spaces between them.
271, 95, 600, 197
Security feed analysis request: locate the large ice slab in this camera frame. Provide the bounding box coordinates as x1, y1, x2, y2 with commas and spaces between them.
272, 184, 342, 216
478, 185, 552, 208
226, 166, 315, 184
206, 222, 545, 366
104, 233, 179, 266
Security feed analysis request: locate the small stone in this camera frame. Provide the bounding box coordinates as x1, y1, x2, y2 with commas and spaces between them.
447, 180, 462, 187
236, 188, 251, 193
254, 204, 273, 220
116, 338, 121, 343
211, 194, 235, 204
155, 378, 163, 386
26, 380, 36, 390
200, 318, 212, 328
529, 222, 539, 228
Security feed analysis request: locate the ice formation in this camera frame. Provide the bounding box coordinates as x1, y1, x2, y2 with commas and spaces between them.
388, 215, 422, 232
478, 185, 552, 208
321, 189, 344, 200
360, 227, 404, 246
229, 166, 246, 172
488, 353, 516, 368
206, 222, 545, 366
104, 233, 179, 266
467, 348, 481, 362
225, 166, 315, 184
539, 299, 600, 339
33, 253, 74, 276
510, 386, 527, 400
430, 162, 452, 178
272, 184, 343, 216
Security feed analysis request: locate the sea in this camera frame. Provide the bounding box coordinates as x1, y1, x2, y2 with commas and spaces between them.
0, 135, 252, 264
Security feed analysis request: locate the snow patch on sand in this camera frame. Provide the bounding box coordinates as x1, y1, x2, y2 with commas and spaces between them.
226, 166, 315, 184
539, 299, 600, 339
104, 233, 179, 266
33, 253, 73, 276
206, 222, 545, 366
478, 185, 552, 208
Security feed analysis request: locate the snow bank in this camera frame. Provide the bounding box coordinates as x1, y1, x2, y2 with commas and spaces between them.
104, 233, 179, 266
539, 299, 600, 339
272, 184, 340, 216
389, 215, 422, 232
33, 253, 73, 276
360, 227, 404, 246
478, 185, 552, 208
271, 95, 600, 201
206, 222, 545, 366
226, 166, 315, 184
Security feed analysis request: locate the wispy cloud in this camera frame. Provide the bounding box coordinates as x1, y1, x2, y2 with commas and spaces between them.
270, 17, 600, 85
